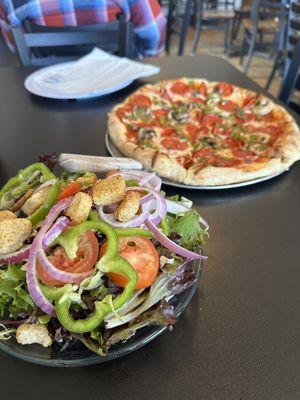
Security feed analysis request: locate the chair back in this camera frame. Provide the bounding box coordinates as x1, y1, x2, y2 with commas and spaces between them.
250, 0, 286, 26
12, 14, 134, 67
285, 1, 300, 75
278, 36, 300, 108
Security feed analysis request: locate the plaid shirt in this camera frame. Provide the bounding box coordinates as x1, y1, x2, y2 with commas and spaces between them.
0, 0, 166, 57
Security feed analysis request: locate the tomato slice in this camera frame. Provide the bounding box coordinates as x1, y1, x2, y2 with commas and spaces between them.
129, 94, 152, 108
215, 82, 234, 97
57, 181, 80, 201
161, 137, 188, 151
101, 237, 159, 289
37, 231, 99, 287
170, 81, 190, 95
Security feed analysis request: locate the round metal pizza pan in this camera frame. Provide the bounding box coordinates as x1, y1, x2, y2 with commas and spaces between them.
105, 133, 286, 190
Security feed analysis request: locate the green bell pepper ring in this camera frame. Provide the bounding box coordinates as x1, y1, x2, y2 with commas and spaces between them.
27, 182, 60, 227
0, 163, 55, 199
53, 220, 138, 333
0, 163, 59, 227
55, 257, 137, 333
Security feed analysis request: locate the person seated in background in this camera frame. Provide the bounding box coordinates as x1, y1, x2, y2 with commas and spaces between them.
0, 0, 166, 57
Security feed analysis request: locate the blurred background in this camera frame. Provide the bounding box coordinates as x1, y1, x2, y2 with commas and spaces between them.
0, 0, 299, 111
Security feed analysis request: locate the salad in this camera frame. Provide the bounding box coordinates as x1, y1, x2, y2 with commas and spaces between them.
0, 158, 208, 356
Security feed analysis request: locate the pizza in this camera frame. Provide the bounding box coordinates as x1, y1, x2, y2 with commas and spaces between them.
108, 78, 300, 186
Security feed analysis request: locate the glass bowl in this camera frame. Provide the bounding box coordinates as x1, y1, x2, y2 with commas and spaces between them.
0, 259, 202, 367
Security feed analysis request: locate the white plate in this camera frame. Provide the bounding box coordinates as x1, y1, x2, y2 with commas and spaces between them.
105, 133, 286, 190
25, 48, 160, 100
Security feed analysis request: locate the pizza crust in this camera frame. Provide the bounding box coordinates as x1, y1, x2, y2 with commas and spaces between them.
185, 158, 289, 186
107, 79, 300, 187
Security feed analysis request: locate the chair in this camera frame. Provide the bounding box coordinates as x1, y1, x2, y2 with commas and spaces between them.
278, 35, 300, 113
231, 0, 252, 42
11, 14, 134, 67
265, 0, 300, 90
192, 0, 235, 55
166, 0, 235, 56
240, 0, 287, 75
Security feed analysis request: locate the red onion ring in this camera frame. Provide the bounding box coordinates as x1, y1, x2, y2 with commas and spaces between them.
26, 197, 73, 316
37, 247, 92, 284
42, 216, 69, 248
0, 216, 69, 265
109, 170, 162, 191
98, 206, 150, 228
0, 245, 31, 265
126, 186, 167, 226
33, 179, 58, 194
145, 219, 207, 260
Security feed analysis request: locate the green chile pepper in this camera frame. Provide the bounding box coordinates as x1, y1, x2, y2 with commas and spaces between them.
53, 220, 138, 333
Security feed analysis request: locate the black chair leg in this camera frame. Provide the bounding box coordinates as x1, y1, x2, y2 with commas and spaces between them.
265, 51, 280, 90
239, 30, 246, 65
166, 0, 175, 54
224, 19, 233, 54
243, 32, 256, 74
178, 0, 193, 56
191, 0, 202, 55
232, 15, 242, 41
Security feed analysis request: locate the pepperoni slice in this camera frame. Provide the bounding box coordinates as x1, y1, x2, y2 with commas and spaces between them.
161, 127, 176, 137
263, 111, 275, 123
193, 148, 214, 158
183, 125, 199, 142
126, 129, 138, 144
129, 94, 152, 107
242, 96, 257, 108
210, 156, 242, 168
153, 109, 169, 120
116, 105, 133, 120
213, 126, 233, 136
170, 81, 190, 95
202, 114, 223, 126
193, 110, 203, 123
161, 137, 188, 151
216, 100, 237, 112
215, 82, 234, 97
196, 82, 207, 97
191, 97, 205, 104
225, 137, 244, 149
232, 148, 254, 160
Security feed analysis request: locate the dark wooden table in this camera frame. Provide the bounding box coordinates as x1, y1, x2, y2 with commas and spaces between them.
0, 55, 300, 400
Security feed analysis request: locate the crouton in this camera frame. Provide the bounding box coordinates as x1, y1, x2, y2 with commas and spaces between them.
66, 192, 92, 223
11, 188, 34, 212
92, 175, 126, 206
0, 218, 32, 253
75, 173, 97, 190
114, 191, 140, 222
22, 187, 50, 216
0, 210, 16, 221
16, 323, 52, 348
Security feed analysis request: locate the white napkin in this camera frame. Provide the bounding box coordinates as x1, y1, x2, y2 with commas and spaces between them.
35, 48, 160, 96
